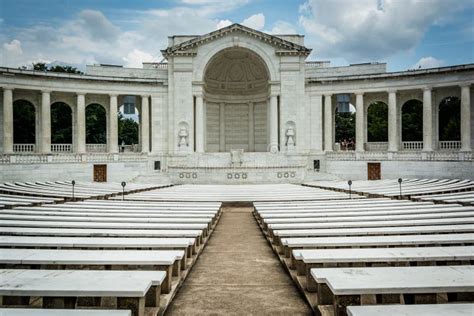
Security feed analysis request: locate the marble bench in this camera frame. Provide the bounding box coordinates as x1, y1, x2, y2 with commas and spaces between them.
0, 236, 198, 257
0, 227, 204, 245
295, 246, 474, 292
280, 233, 474, 258
256, 204, 466, 219
310, 265, 474, 316
263, 210, 474, 228
273, 224, 474, 238
0, 249, 185, 294
346, 303, 474, 316
0, 308, 131, 316
267, 217, 474, 232
0, 269, 166, 316
0, 220, 210, 237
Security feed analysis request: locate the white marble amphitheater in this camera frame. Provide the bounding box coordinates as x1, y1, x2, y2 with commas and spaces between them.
0, 23, 473, 183
0, 24, 473, 316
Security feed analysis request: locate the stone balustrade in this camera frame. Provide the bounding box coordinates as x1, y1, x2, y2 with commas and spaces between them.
365, 142, 388, 151
86, 144, 107, 153
439, 141, 462, 150
402, 141, 424, 151
51, 144, 72, 153
13, 144, 36, 153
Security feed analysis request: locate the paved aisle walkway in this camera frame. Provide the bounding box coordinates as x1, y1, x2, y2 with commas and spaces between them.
166, 206, 312, 315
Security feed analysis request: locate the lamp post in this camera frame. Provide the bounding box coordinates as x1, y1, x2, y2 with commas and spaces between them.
348, 180, 352, 199
398, 178, 403, 199
71, 180, 75, 200
121, 181, 126, 201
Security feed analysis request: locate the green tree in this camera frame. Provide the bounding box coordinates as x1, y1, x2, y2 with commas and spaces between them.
51, 102, 72, 144
86, 104, 107, 144
439, 97, 460, 141
367, 102, 388, 142
13, 100, 36, 143
335, 111, 355, 143
31, 62, 83, 74
118, 113, 139, 145
402, 100, 423, 141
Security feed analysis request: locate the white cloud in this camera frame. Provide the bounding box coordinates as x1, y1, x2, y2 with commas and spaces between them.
267, 21, 297, 34
216, 19, 233, 29
299, 0, 473, 62
242, 13, 265, 30
412, 56, 444, 69
3, 39, 23, 55
0, 0, 253, 69
123, 49, 154, 68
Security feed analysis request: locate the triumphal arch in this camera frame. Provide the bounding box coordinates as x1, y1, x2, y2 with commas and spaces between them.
0, 24, 473, 183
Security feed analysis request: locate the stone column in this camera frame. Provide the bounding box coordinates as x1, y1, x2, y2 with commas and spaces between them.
324, 94, 333, 152
355, 92, 365, 151
3, 88, 13, 154
75, 93, 86, 154
387, 90, 399, 151
461, 85, 471, 151
141, 95, 150, 153
422, 87, 433, 151
108, 94, 119, 153
248, 101, 255, 152
195, 94, 204, 153
310, 93, 323, 152
219, 102, 225, 152
40, 90, 51, 154
269, 94, 278, 153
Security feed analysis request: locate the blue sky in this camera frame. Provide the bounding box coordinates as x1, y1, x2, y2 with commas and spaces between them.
0, 0, 473, 71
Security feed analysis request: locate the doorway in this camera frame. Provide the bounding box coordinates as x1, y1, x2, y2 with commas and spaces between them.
367, 162, 381, 180
93, 164, 107, 182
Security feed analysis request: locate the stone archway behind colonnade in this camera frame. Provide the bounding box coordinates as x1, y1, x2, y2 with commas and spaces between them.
202, 47, 273, 153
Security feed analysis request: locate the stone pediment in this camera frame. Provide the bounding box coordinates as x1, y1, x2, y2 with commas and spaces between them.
161, 23, 311, 58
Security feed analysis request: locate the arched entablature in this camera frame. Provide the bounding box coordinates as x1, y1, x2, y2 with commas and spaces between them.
193, 36, 279, 83
397, 91, 422, 107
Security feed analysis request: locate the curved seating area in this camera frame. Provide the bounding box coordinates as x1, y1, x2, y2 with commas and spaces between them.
0, 191, 221, 315
306, 178, 474, 204
254, 193, 474, 316
0, 181, 170, 208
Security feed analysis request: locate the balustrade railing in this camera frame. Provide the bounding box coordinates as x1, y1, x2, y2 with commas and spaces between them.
439, 141, 461, 150
51, 144, 72, 152
13, 144, 35, 153
365, 142, 388, 151
402, 141, 423, 150
120, 144, 141, 153
86, 143, 107, 153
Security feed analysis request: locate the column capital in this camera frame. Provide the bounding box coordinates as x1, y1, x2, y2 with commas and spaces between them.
41, 89, 52, 94
309, 91, 323, 97
76, 92, 86, 97
109, 93, 118, 98
1, 86, 15, 92
140, 94, 151, 99
354, 91, 365, 96
460, 83, 471, 89
323, 93, 333, 98
421, 86, 433, 92
387, 88, 397, 94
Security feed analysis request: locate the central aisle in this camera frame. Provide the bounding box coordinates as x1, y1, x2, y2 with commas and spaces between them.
166, 206, 312, 315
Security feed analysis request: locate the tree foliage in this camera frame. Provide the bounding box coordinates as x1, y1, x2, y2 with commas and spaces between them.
439, 97, 460, 141
335, 111, 355, 143
32, 62, 83, 74
13, 100, 36, 143
51, 102, 72, 144
402, 100, 423, 141
86, 104, 107, 144
367, 102, 388, 142
118, 113, 139, 145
